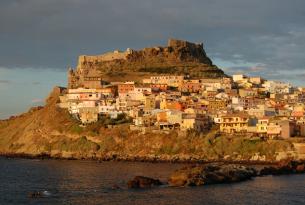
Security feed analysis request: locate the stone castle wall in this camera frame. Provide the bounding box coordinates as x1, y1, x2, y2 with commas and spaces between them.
77, 49, 133, 69
77, 39, 204, 69
167, 38, 203, 49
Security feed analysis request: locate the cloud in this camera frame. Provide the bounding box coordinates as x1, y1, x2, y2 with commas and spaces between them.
0, 0, 305, 84
0, 80, 11, 84
31, 98, 43, 103
249, 66, 265, 72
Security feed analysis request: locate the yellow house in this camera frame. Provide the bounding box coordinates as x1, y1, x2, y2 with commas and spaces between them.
256, 117, 270, 136
79, 107, 99, 124
181, 112, 210, 132
150, 75, 184, 87
207, 100, 228, 111
220, 113, 249, 133
144, 95, 156, 109
155, 110, 182, 130
249, 76, 262, 85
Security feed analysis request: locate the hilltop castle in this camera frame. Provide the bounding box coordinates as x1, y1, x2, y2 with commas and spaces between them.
68, 39, 224, 89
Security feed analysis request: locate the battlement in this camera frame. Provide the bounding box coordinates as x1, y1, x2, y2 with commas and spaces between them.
167, 38, 203, 49
77, 48, 133, 69
77, 39, 206, 69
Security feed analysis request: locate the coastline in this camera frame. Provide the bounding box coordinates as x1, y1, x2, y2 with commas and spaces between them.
3, 152, 305, 190
0, 152, 282, 165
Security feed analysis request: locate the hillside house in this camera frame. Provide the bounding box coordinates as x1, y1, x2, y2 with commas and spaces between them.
150, 75, 184, 87
256, 117, 270, 136
220, 113, 249, 134
118, 82, 135, 95
267, 119, 296, 139
79, 107, 99, 124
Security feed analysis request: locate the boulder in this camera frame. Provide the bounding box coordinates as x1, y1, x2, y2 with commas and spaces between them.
296, 164, 305, 173
127, 176, 163, 189
259, 166, 279, 176
28, 191, 43, 198
111, 184, 121, 190
259, 160, 305, 176
168, 164, 257, 187
28, 190, 51, 198
168, 165, 206, 187
216, 165, 257, 183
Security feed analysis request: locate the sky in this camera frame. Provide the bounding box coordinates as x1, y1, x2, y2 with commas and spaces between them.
0, 0, 305, 119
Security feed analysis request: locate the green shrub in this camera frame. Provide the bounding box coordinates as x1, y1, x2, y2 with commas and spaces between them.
70, 124, 83, 134
51, 136, 100, 152
158, 144, 180, 155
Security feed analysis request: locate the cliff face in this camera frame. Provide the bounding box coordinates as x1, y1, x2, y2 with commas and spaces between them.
0, 87, 78, 155
68, 39, 225, 88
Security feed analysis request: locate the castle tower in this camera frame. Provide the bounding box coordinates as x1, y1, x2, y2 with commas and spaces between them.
68, 67, 76, 89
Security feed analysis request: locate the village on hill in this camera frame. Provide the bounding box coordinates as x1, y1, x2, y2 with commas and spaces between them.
58, 71, 305, 140
1, 39, 305, 162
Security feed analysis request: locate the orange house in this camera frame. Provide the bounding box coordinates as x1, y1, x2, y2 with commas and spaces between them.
118, 83, 135, 94
166, 101, 183, 111
151, 84, 168, 92
180, 82, 202, 93
99, 87, 116, 97
157, 111, 168, 122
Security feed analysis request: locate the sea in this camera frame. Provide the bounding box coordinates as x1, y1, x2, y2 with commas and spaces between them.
0, 157, 304, 205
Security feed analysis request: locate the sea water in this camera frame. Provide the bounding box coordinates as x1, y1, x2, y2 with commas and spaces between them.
0, 157, 304, 205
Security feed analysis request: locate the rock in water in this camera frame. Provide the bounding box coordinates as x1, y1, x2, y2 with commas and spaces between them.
111, 184, 121, 190
259, 160, 305, 176
127, 176, 163, 189
168, 164, 257, 187
296, 164, 305, 173
28, 190, 52, 198
167, 165, 206, 186
28, 191, 43, 198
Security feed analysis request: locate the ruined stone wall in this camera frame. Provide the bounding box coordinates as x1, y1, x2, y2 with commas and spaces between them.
82, 79, 103, 89
76, 39, 210, 71
168, 38, 203, 50
77, 49, 132, 69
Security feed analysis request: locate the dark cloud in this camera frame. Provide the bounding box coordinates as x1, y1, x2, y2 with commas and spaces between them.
0, 0, 305, 83
0, 80, 11, 84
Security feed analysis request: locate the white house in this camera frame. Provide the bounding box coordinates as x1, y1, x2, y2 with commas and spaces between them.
232, 74, 245, 82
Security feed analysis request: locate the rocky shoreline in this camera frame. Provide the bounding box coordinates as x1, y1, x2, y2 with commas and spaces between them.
127, 160, 305, 188
168, 160, 305, 187
0, 152, 278, 165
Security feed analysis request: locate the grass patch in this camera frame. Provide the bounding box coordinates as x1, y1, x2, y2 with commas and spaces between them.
51, 136, 100, 152
70, 124, 84, 134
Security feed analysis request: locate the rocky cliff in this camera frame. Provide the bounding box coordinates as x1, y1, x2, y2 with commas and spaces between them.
68, 39, 225, 88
